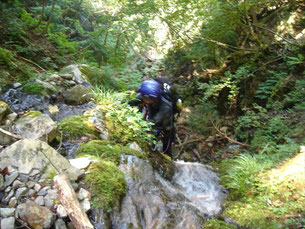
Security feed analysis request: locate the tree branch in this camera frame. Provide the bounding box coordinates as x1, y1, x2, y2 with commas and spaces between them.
211, 121, 253, 148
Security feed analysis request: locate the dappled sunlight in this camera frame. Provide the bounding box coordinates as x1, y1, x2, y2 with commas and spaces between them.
266, 146, 305, 185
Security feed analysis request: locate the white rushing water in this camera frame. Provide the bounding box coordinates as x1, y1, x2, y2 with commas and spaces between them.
172, 161, 226, 215
107, 156, 227, 229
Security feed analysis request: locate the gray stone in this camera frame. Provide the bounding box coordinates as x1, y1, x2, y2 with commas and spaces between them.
77, 188, 90, 201
55, 219, 67, 229
44, 189, 57, 209
8, 197, 17, 208
12, 113, 58, 143
17, 201, 56, 229
26, 181, 36, 189
15, 187, 28, 200
34, 183, 41, 192
12, 180, 24, 190
0, 208, 15, 217
3, 189, 14, 204
60, 64, 91, 85
0, 139, 83, 181
28, 189, 36, 198
37, 186, 50, 196
80, 198, 91, 213
56, 204, 68, 218
34, 196, 45, 206
4, 171, 19, 187
1, 217, 15, 229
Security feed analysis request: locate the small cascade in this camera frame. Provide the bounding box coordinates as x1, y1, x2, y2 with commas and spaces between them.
172, 161, 226, 215
93, 155, 227, 229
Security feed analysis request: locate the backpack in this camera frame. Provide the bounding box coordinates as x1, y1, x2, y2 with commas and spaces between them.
154, 77, 182, 117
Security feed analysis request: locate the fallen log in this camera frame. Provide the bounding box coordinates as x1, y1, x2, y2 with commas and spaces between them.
54, 174, 93, 229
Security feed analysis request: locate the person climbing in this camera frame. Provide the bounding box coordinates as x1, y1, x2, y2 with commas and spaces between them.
128, 77, 182, 158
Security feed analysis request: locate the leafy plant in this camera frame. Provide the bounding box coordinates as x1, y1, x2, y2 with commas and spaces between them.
220, 154, 261, 199
92, 87, 155, 146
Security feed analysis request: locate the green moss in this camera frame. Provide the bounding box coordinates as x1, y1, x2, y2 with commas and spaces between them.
75, 140, 147, 164
85, 160, 126, 210
58, 115, 100, 139
22, 82, 45, 95
202, 219, 236, 229
223, 201, 280, 228
23, 110, 42, 118
0, 101, 10, 120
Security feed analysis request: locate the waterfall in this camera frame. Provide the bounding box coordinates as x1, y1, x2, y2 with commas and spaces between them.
97, 155, 227, 229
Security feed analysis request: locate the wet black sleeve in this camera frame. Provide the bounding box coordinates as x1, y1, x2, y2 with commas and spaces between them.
150, 99, 172, 127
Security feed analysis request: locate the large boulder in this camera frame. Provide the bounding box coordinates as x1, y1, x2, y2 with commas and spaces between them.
0, 139, 83, 181
11, 111, 58, 143
59, 64, 92, 86
63, 85, 94, 105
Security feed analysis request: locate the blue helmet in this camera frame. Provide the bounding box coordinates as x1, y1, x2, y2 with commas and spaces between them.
138, 80, 162, 100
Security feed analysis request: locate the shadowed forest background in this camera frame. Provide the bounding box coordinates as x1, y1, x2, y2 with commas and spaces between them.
0, 0, 305, 228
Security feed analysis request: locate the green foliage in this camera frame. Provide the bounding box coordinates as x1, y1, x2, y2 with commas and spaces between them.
201, 66, 251, 107
58, 115, 100, 139
92, 88, 155, 146
251, 117, 291, 150
48, 32, 78, 54
0, 48, 15, 66
255, 70, 287, 101
22, 82, 44, 95
284, 78, 305, 109
188, 102, 219, 134
220, 154, 261, 199
85, 160, 126, 210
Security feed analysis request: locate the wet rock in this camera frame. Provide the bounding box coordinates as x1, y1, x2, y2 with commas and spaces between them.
55, 218, 67, 229
17, 200, 56, 229
12, 112, 59, 143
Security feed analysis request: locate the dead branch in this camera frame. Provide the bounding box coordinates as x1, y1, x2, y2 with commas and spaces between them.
0, 128, 23, 140
211, 121, 253, 148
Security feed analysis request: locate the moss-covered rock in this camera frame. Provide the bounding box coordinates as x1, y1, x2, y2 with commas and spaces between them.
75, 140, 147, 165
58, 115, 100, 140
22, 82, 45, 95
0, 101, 10, 121
202, 219, 236, 229
85, 160, 126, 210
148, 152, 175, 180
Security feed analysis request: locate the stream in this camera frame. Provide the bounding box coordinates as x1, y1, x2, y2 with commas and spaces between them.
1, 86, 227, 228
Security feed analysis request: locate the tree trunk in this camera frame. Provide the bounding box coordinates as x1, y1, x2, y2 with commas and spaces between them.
42, 0, 56, 34
54, 174, 94, 229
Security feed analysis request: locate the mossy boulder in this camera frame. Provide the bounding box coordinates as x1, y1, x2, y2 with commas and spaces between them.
0, 101, 10, 121
85, 160, 126, 210
22, 82, 45, 95
58, 115, 100, 140
63, 85, 94, 105
75, 140, 147, 165
148, 152, 175, 180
